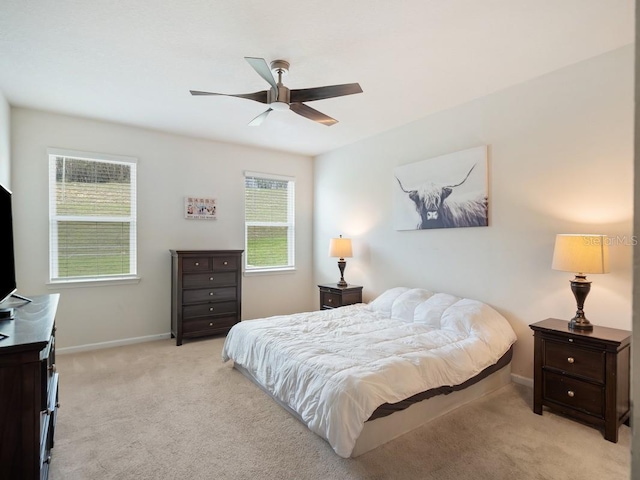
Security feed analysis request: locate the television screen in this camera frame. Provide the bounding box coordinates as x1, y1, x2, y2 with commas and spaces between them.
0, 183, 17, 305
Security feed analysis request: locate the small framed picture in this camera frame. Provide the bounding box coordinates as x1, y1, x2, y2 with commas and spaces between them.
185, 197, 217, 220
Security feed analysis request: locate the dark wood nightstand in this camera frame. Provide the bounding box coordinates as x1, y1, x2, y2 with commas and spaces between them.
530, 318, 631, 442
318, 284, 363, 310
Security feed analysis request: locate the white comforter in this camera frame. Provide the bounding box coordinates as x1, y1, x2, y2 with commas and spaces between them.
221, 292, 516, 458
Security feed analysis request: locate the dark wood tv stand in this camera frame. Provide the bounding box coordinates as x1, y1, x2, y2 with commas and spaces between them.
0, 294, 60, 479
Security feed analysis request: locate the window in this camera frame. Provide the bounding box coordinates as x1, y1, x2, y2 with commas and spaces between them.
244, 171, 295, 273
48, 149, 137, 283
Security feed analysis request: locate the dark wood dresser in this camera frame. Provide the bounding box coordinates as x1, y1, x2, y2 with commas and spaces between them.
318, 284, 363, 310
0, 294, 60, 479
530, 318, 630, 442
171, 250, 243, 346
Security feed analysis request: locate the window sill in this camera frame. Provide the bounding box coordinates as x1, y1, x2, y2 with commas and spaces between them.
243, 268, 296, 277
47, 276, 142, 289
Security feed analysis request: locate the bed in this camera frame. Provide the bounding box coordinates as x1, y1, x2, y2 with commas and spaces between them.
221, 287, 517, 458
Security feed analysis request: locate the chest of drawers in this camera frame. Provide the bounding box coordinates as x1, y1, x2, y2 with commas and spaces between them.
530, 318, 630, 442
0, 294, 60, 479
171, 250, 243, 346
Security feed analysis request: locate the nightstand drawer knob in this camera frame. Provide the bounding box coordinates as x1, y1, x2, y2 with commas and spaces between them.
210, 277, 214, 281
209, 307, 214, 311
209, 322, 213, 327
195, 262, 200, 266
567, 357, 575, 364
209, 292, 214, 296
224, 261, 228, 265
328, 298, 332, 303
567, 390, 575, 398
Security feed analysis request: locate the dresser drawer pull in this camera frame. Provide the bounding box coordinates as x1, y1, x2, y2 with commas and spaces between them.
209, 292, 214, 296
568, 339, 573, 342
209, 277, 214, 281
567, 357, 575, 364
49, 364, 57, 374
209, 307, 215, 311
209, 322, 213, 326
567, 390, 575, 398
224, 261, 228, 265
328, 298, 333, 303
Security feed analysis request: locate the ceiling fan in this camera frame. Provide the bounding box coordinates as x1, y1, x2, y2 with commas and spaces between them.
190, 57, 363, 127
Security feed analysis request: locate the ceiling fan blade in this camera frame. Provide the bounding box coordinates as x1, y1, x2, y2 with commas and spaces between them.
289, 103, 338, 126
248, 108, 272, 126
244, 57, 278, 91
290, 83, 362, 103
189, 90, 268, 104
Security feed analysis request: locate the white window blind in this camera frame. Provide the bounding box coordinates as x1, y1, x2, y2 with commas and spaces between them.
244, 171, 295, 272
48, 149, 137, 283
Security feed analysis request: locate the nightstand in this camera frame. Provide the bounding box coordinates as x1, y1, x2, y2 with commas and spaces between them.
530, 318, 631, 442
318, 284, 363, 310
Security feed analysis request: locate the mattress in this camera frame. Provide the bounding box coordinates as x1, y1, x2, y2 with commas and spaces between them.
221, 287, 517, 458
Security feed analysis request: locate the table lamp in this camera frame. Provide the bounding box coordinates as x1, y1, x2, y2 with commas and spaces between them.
552, 234, 610, 331
329, 235, 352, 287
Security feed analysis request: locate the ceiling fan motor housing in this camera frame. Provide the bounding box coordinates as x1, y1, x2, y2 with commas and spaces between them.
268, 86, 290, 106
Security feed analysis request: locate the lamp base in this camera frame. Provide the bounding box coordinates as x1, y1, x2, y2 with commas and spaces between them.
568, 315, 593, 331
568, 275, 593, 331
336, 259, 348, 287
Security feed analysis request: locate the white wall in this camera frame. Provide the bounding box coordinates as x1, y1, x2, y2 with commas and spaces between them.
314, 45, 634, 379
11, 108, 314, 348
0, 90, 9, 187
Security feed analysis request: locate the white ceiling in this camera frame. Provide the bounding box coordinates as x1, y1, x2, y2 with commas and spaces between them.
0, 1, 634, 157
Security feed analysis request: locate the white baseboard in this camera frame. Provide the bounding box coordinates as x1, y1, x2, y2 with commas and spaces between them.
510, 373, 534, 388
57, 333, 171, 355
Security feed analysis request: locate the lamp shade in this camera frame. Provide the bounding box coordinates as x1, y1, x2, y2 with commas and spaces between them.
329, 236, 352, 259
552, 234, 610, 274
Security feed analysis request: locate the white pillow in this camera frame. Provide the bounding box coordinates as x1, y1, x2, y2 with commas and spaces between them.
368, 287, 411, 314
391, 288, 434, 322
413, 293, 460, 327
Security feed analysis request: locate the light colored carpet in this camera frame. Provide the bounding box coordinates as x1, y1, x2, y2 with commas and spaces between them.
50, 336, 631, 480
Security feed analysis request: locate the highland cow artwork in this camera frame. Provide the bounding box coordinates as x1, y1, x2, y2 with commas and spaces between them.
393, 146, 488, 230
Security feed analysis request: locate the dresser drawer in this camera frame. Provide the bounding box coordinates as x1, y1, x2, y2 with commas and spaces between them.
212, 255, 238, 270
183, 272, 237, 288
183, 316, 238, 334
182, 257, 212, 272
544, 371, 604, 417
545, 340, 605, 382
183, 301, 237, 319
183, 287, 237, 304
39, 335, 56, 411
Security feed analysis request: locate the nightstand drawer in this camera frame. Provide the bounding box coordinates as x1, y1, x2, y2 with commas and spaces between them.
182, 257, 212, 272
544, 371, 604, 417
183, 272, 236, 288
545, 340, 605, 382
183, 301, 237, 319
183, 287, 237, 304
321, 292, 341, 309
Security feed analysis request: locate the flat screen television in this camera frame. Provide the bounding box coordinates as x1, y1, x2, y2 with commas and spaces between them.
0, 183, 30, 320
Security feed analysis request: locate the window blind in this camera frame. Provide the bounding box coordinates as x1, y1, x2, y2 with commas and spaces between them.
244, 171, 295, 272
48, 149, 137, 282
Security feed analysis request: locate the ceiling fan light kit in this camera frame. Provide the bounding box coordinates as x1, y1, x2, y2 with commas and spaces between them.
190, 57, 362, 126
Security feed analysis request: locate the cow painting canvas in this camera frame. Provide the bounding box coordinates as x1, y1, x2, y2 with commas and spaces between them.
393, 146, 488, 230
